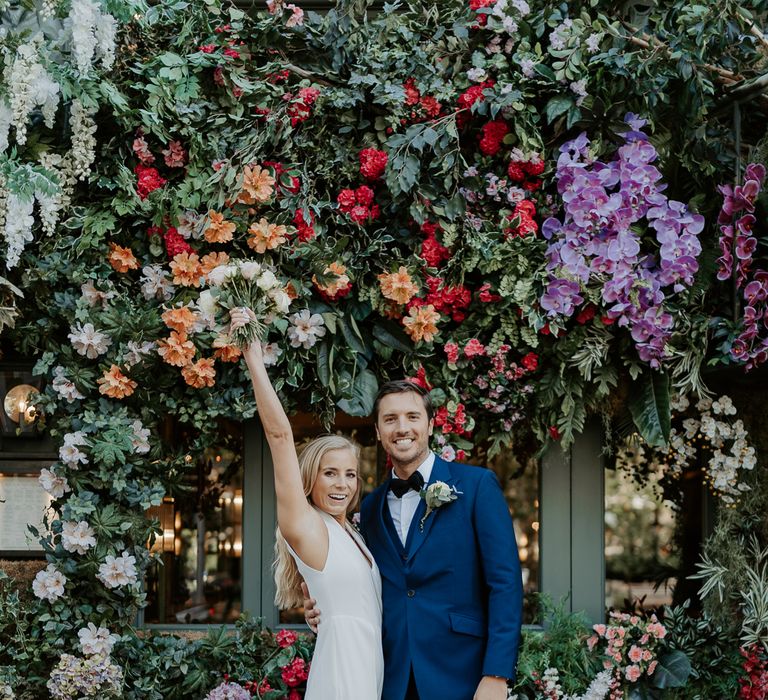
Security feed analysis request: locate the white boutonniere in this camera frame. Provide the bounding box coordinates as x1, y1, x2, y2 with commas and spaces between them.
419, 481, 461, 531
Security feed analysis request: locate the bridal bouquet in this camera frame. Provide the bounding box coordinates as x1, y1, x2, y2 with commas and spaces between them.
203, 260, 292, 348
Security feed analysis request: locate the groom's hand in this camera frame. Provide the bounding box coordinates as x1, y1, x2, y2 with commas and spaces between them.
301, 582, 321, 634
473, 676, 508, 700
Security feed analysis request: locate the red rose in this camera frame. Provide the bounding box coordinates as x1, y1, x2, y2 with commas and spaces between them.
521, 352, 539, 371
404, 78, 420, 105
276, 629, 298, 648
359, 148, 388, 181
355, 185, 375, 207
199, 44, 216, 53
576, 305, 597, 324
134, 165, 166, 200
421, 233, 451, 268
507, 161, 526, 182
293, 208, 316, 242
523, 159, 545, 176
420, 95, 442, 118
478, 119, 509, 156
522, 179, 542, 192
349, 205, 371, 224
337, 189, 357, 212
163, 227, 192, 258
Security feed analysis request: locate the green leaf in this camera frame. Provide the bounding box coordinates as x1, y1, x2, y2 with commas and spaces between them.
534, 64, 557, 81
628, 370, 671, 447
652, 650, 692, 689
372, 324, 413, 354
337, 369, 378, 416
544, 95, 574, 123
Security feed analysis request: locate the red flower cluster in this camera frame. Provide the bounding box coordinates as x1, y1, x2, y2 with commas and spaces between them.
293, 208, 316, 241
199, 44, 216, 53
420, 221, 451, 268
135, 165, 167, 200
507, 156, 544, 192
504, 199, 538, 238
162, 227, 192, 258
403, 78, 442, 121
410, 277, 471, 322
434, 403, 469, 436
408, 366, 432, 390
456, 80, 494, 126
478, 283, 501, 303
464, 338, 486, 358
359, 148, 388, 181
267, 69, 290, 83
479, 119, 509, 156
288, 86, 321, 127
521, 352, 538, 371
337, 185, 380, 225
740, 645, 768, 700
276, 629, 298, 648
281, 657, 309, 687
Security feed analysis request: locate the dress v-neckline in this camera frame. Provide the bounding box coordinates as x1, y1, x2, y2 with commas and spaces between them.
322, 511, 374, 570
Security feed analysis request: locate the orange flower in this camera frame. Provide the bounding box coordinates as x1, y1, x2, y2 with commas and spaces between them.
97, 364, 137, 399
182, 357, 216, 388
170, 251, 204, 287
313, 262, 350, 297
247, 218, 288, 253
157, 330, 196, 367
108, 243, 139, 273
378, 266, 419, 305
213, 335, 242, 363
204, 211, 236, 244
238, 165, 275, 205
162, 306, 199, 333
285, 281, 299, 300
201, 251, 230, 275
403, 304, 440, 343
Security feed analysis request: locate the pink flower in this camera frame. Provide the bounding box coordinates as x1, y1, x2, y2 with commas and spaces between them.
444, 342, 459, 363
285, 4, 304, 27
463, 339, 486, 358
587, 635, 599, 651
162, 140, 187, 168
642, 649, 653, 662
132, 135, 154, 164
647, 660, 658, 676
625, 665, 641, 683
593, 624, 607, 636
628, 645, 643, 663
276, 629, 298, 648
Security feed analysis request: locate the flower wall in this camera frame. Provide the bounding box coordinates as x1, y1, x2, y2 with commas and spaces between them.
1, 0, 768, 697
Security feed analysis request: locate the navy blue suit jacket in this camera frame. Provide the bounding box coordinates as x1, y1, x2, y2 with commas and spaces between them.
359, 456, 523, 700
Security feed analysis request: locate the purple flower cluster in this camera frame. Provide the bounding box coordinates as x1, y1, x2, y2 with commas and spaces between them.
204, 682, 252, 700
540, 114, 704, 367
717, 163, 768, 369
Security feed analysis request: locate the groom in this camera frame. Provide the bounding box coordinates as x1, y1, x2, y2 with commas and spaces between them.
306, 379, 523, 700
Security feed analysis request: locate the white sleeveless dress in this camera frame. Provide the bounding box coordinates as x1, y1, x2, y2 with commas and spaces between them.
286, 509, 384, 699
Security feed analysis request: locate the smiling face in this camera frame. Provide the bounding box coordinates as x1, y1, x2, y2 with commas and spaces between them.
309, 448, 360, 523
375, 390, 434, 476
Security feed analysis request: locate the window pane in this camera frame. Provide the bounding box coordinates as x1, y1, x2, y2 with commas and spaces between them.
487, 452, 540, 624
144, 437, 243, 625
605, 441, 678, 612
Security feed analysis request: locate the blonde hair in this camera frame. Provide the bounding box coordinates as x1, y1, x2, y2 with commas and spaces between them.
273, 434, 361, 609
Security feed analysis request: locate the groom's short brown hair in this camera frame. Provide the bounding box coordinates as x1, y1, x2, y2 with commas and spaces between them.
373, 380, 434, 421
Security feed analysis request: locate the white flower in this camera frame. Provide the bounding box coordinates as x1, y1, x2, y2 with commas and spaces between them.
4, 193, 34, 268
80, 280, 114, 307
502, 16, 518, 34
0, 100, 12, 153
585, 32, 602, 54
466, 67, 488, 83
518, 57, 536, 78
94, 12, 117, 71
269, 288, 292, 314
131, 420, 151, 454
69, 98, 97, 181
712, 395, 736, 415
39, 468, 70, 499
239, 261, 262, 281
59, 431, 89, 468
197, 289, 218, 317
440, 445, 456, 462
256, 269, 279, 290
68, 322, 112, 358
60, 520, 97, 555
78, 622, 119, 656
32, 564, 67, 602
97, 551, 138, 589
287, 309, 326, 349
207, 264, 230, 286
123, 340, 156, 368
511, 0, 530, 15
141, 265, 176, 301
52, 366, 85, 403
262, 342, 283, 366
69, 0, 100, 76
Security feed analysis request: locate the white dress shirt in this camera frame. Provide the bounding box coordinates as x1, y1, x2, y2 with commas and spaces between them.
386, 452, 435, 546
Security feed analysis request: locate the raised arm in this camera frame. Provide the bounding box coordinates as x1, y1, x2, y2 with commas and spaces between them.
230, 309, 324, 559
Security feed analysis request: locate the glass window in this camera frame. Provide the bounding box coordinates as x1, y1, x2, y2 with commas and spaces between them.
144, 430, 244, 625
604, 440, 678, 612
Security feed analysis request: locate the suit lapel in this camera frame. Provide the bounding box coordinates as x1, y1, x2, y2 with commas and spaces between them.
375, 477, 406, 565
405, 456, 453, 562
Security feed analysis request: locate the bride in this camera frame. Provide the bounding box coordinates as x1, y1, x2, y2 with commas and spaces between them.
229, 308, 384, 699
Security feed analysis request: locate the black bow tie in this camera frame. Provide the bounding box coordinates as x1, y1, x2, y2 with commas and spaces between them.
389, 470, 424, 498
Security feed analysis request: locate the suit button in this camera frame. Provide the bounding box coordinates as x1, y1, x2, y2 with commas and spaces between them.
407, 589, 415, 597
401, 554, 407, 561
